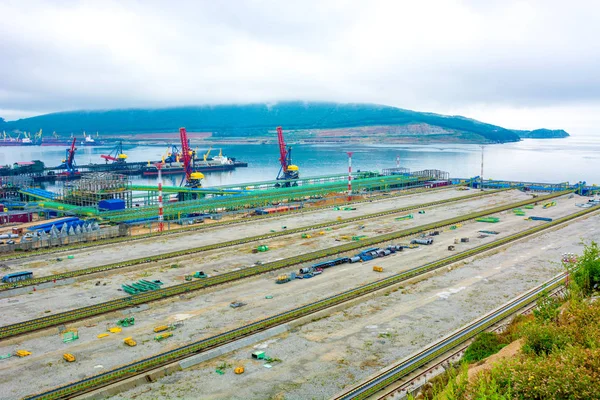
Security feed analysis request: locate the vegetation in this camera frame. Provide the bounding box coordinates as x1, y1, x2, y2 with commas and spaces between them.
413, 241, 600, 400
512, 128, 570, 139
2, 102, 528, 143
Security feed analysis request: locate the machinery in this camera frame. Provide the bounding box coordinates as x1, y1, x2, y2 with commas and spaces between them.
101, 141, 128, 164
275, 126, 299, 186
179, 127, 203, 187
203, 146, 213, 161
63, 353, 76, 362
164, 144, 181, 163
56, 138, 78, 176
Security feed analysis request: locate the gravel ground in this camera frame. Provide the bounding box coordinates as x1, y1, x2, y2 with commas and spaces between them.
112, 208, 600, 400
5, 188, 473, 275
0, 193, 588, 399
0, 190, 530, 325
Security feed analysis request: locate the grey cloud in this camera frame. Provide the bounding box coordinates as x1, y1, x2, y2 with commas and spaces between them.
1, 0, 600, 126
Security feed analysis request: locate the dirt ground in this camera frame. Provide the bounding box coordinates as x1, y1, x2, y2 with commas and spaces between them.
110, 209, 600, 400
0, 192, 591, 399
0, 189, 533, 325
1, 188, 488, 275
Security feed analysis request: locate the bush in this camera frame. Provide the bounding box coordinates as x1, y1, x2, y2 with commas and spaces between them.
522, 323, 567, 356
532, 291, 562, 323
569, 241, 600, 296
463, 332, 505, 363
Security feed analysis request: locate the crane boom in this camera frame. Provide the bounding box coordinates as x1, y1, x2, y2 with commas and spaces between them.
179, 127, 192, 182
277, 126, 288, 173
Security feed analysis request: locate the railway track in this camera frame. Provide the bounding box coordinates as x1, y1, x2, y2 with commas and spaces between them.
370, 287, 566, 400
0, 190, 573, 340
0, 184, 456, 262
0, 188, 503, 291
332, 272, 568, 400
22, 203, 597, 400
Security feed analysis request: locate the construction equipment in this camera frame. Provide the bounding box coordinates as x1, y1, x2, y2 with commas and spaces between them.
203, 146, 213, 162
123, 337, 137, 347
234, 366, 245, 374
56, 138, 78, 176
15, 350, 31, 357
543, 201, 557, 209
193, 271, 207, 279
301, 233, 311, 239
275, 126, 299, 186
373, 266, 384, 272
179, 127, 204, 188
448, 245, 455, 251
276, 274, 291, 284
230, 301, 246, 308
97, 333, 110, 339
108, 327, 122, 333
100, 141, 128, 164
63, 353, 76, 362
154, 332, 173, 341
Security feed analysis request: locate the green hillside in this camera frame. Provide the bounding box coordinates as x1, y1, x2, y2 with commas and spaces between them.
3, 102, 548, 143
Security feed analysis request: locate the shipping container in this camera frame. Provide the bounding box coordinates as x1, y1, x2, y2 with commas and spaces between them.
98, 199, 126, 211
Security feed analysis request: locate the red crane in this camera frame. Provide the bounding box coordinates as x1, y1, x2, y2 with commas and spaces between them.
277, 126, 288, 174
66, 137, 76, 170
276, 126, 299, 183
179, 127, 192, 182
179, 127, 202, 187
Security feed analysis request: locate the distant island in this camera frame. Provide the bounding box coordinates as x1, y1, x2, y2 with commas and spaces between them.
0, 102, 569, 144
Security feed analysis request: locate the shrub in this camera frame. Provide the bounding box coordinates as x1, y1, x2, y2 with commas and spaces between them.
462, 332, 505, 363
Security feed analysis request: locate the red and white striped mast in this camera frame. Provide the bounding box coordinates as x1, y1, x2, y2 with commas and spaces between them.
155, 162, 164, 232
347, 151, 353, 202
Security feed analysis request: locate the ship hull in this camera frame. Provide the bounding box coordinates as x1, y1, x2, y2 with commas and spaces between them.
142, 164, 236, 176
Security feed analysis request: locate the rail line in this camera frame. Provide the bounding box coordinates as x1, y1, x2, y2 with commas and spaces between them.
23, 203, 597, 400
371, 287, 566, 400
332, 272, 568, 400
0, 188, 503, 291
0, 191, 573, 340
0, 184, 457, 262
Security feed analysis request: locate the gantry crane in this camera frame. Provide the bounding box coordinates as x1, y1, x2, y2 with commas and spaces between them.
179, 127, 203, 187
275, 126, 299, 186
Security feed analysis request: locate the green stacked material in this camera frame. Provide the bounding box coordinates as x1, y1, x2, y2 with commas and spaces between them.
395, 214, 414, 221
352, 235, 367, 241
257, 245, 269, 252
476, 217, 500, 223
514, 211, 526, 216
62, 331, 79, 343
117, 317, 135, 327
523, 204, 535, 209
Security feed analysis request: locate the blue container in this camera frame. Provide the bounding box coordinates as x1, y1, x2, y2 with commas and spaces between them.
98, 199, 126, 211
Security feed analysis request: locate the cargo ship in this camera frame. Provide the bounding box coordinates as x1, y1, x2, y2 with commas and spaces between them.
0, 132, 37, 146
141, 154, 247, 176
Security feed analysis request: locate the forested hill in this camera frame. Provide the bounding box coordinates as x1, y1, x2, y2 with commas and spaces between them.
2, 102, 564, 143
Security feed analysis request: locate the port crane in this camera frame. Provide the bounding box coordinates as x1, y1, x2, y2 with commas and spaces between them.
203, 146, 213, 162
101, 141, 128, 164
57, 138, 78, 175
179, 127, 203, 187
275, 126, 299, 186
164, 144, 181, 163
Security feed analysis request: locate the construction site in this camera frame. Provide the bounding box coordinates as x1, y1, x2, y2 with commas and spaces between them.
0, 127, 599, 400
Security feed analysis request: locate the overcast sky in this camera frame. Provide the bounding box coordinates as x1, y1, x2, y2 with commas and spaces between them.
1, 0, 599, 133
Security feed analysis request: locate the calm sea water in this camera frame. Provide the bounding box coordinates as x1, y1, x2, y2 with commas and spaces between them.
0, 135, 598, 187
